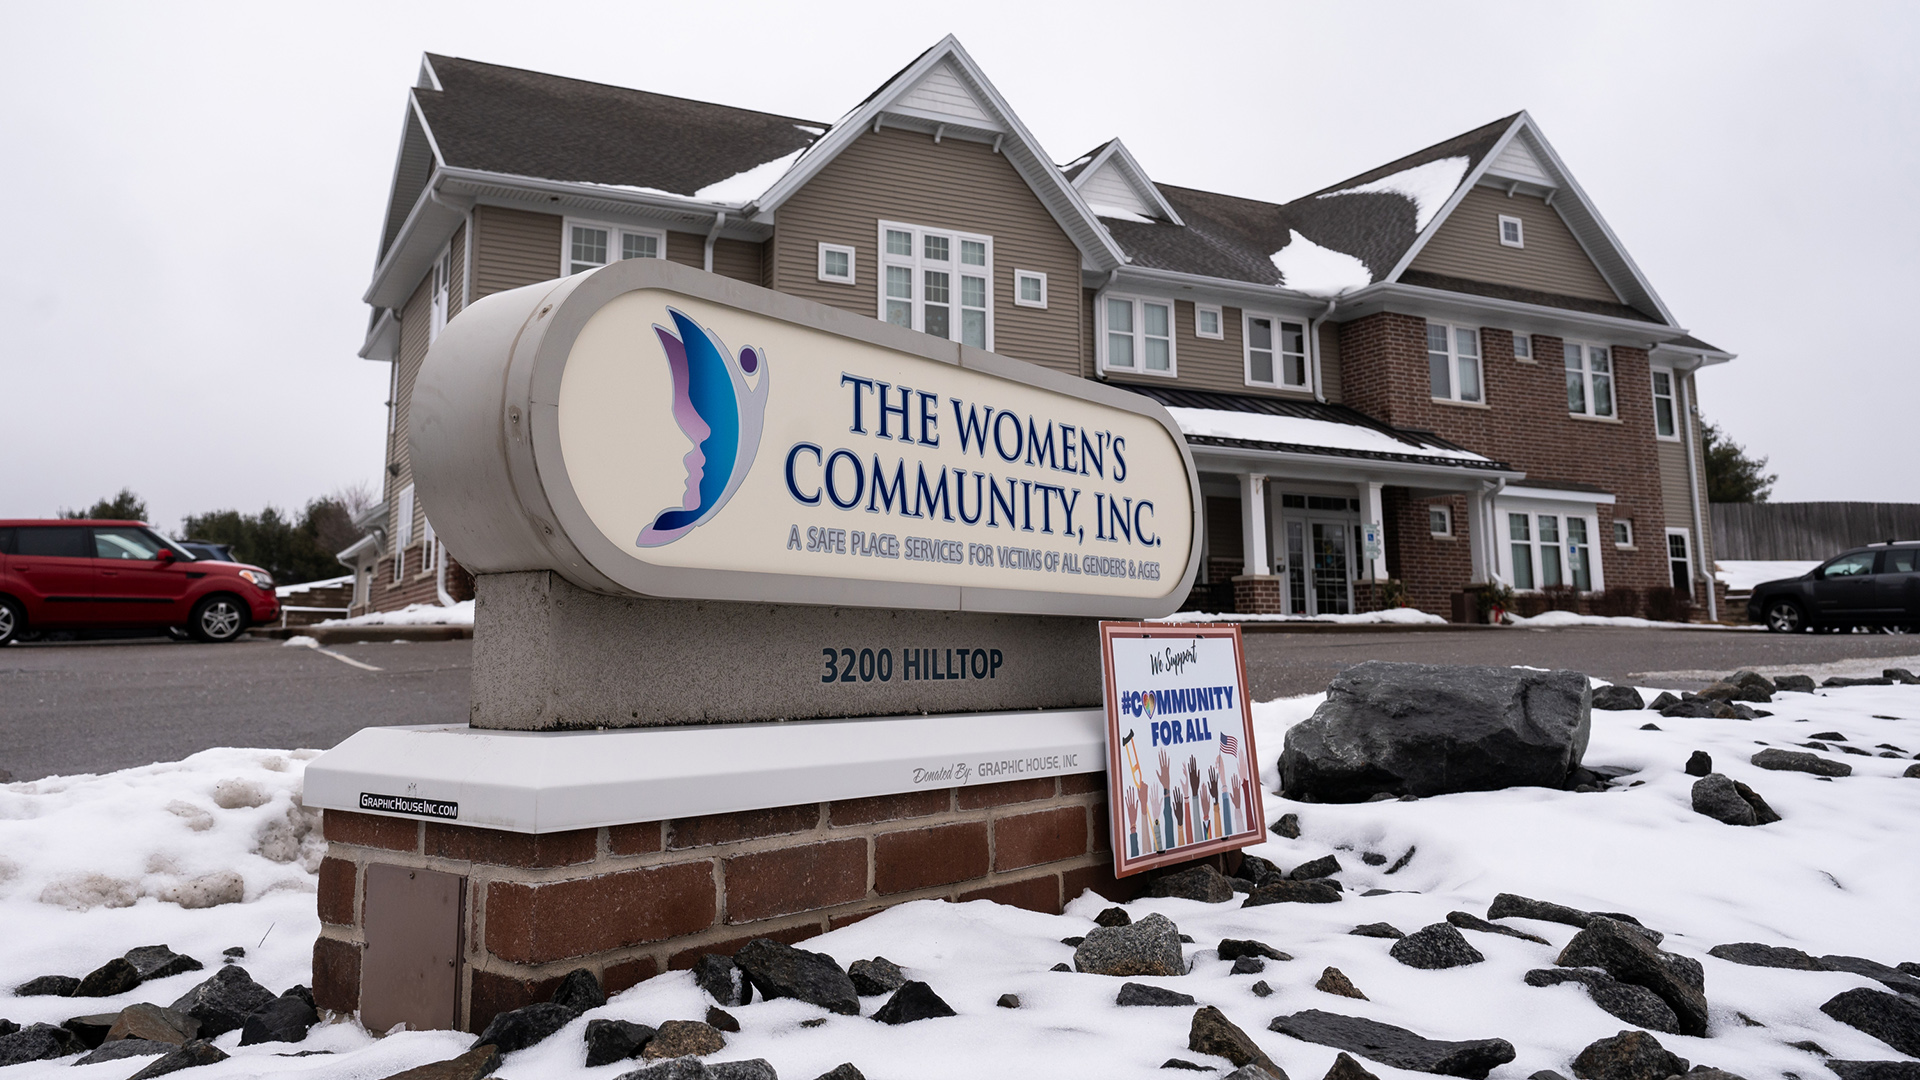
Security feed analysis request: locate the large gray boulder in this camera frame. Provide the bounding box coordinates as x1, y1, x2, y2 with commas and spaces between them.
1280, 663, 1592, 802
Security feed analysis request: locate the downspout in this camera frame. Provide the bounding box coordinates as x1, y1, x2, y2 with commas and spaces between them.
704, 211, 727, 273
436, 544, 456, 607
1678, 366, 1717, 621
1308, 299, 1336, 403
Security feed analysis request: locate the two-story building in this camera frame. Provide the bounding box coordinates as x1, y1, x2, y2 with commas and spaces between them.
348, 36, 1732, 622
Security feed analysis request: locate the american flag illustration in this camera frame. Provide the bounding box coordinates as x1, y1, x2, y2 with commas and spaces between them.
1221, 734, 1239, 756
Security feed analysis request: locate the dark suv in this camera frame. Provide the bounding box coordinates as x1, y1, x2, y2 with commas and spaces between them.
0, 520, 280, 645
1749, 541, 1920, 633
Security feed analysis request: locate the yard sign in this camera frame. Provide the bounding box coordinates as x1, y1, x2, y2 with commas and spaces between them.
1100, 622, 1263, 876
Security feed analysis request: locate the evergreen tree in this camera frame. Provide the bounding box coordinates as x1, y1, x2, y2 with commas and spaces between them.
181, 496, 364, 584
1702, 420, 1777, 504
60, 488, 148, 521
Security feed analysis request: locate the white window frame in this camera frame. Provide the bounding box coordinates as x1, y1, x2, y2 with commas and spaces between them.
1498, 214, 1525, 248
429, 245, 452, 344
1497, 499, 1606, 594
421, 515, 437, 572
1243, 312, 1309, 390
1564, 340, 1616, 419
1195, 303, 1224, 340
817, 243, 855, 285
1511, 331, 1533, 362
1099, 293, 1177, 377
563, 218, 667, 277
1429, 504, 1453, 538
877, 220, 994, 350
1426, 322, 1485, 404
1013, 269, 1047, 309
1613, 519, 1634, 548
1665, 527, 1694, 594
1650, 366, 1679, 440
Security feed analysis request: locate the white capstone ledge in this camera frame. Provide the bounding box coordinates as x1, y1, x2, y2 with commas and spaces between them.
304, 709, 1107, 834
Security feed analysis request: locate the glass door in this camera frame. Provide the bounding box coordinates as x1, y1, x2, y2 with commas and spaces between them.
1286, 522, 1307, 615
1310, 521, 1352, 615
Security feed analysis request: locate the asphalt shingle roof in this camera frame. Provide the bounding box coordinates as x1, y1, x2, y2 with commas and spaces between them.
416, 54, 824, 196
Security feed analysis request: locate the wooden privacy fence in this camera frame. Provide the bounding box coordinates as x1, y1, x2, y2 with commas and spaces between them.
1712, 502, 1920, 561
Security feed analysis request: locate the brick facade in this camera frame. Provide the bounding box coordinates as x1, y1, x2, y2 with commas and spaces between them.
313, 776, 1137, 1033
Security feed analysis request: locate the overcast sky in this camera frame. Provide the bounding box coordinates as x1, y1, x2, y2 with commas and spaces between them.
3, 0, 1915, 533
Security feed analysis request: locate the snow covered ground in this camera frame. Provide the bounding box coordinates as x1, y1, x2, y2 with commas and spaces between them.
2, 684, 1916, 1079
316, 600, 473, 627
1717, 561, 1821, 593
1169, 609, 1448, 627
1505, 611, 1759, 631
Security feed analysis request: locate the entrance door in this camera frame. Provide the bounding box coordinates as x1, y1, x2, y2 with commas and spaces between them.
1310, 521, 1351, 615
1285, 522, 1307, 615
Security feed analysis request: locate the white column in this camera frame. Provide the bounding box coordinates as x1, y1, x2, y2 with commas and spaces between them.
1466, 484, 1491, 583
1238, 473, 1269, 576
1364, 481, 1388, 580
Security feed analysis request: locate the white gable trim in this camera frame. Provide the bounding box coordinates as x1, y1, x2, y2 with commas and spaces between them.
894, 60, 997, 127
1384, 112, 1677, 326
416, 54, 443, 92
1070, 140, 1184, 226
752, 35, 1127, 271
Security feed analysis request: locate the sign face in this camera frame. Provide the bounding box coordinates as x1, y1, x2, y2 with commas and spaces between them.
1363, 522, 1383, 562
412, 258, 1202, 618
1100, 622, 1263, 876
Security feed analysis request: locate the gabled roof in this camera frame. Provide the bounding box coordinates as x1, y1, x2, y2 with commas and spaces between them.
1064, 139, 1184, 226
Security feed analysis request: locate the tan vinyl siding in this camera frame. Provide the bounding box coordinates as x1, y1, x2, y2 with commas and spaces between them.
773, 127, 1085, 377
1318, 321, 1343, 404
663, 232, 765, 285
1656, 439, 1692, 535
472, 206, 562, 299
1160, 301, 1318, 401
447, 222, 467, 316
1408, 187, 1618, 304
387, 275, 433, 545
665, 230, 704, 270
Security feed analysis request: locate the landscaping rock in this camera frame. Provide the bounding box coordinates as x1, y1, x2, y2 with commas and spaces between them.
1685, 751, 1713, 776
811, 1066, 867, 1080
1752, 749, 1852, 776
1389, 923, 1486, 969
379, 1043, 501, 1080
1828, 1064, 1920, 1080
1490, 894, 1661, 942
1447, 911, 1549, 944
1269, 1010, 1515, 1078
1272, 813, 1301, 839
692, 954, 752, 1007
1700, 677, 1771, 703
1189, 1005, 1287, 1079
1219, 938, 1292, 962
1570, 1030, 1688, 1080
1280, 662, 1591, 802
1244, 879, 1343, 906
704, 1007, 739, 1033
1826, 676, 1894, 687
996, 994, 1020, 1009
550, 967, 606, 1013
848, 957, 906, 997
871, 981, 956, 1024
1821, 988, 1920, 1056
1325, 1051, 1382, 1080
1661, 698, 1720, 719
1774, 675, 1816, 692
74, 1039, 168, 1066
1907, 763, 1920, 779
1118, 982, 1197, 1007
1232, 956, 1267, 975
1557, 917, 1708, 1036
1648, 692, 1680, 710
642, 1020, 727, 1059
585, 1019, 657, 1067
1075, 912, 1185, 977
1316, 967, 1368, 1000
1149, 864, 1238, 903
1693, 773, 1778, 826
73, 958, 141, 998
1821, 955, 1920, 996
1253, 981, 1273, 997
1291, 855, 1342, 879
1524, 968, 1681, 1033
1226, 1068, 1285, 1080
1591, 685, 1645, 711
107, 1003, 200, 1046
167, 964, 277, 1037
239, 992, 318, 1046
126, 1038, 229, 1078
1351, 923, 1406, 939
61, 1012, 116, 1048
14, 975, 79, 997
472, 1001, 578, 1054
735, 938, 860, 1016
1094, 906, 1134, 927
1707, 942, 1827, 970
123, 946, 203, 984
0, 1023, 78, 1066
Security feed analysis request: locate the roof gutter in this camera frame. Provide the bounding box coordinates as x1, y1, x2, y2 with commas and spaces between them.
1187, 441, 1525, 487
1108, 264, 1330, 314
1340, 282, 1698, 345
1309, 299, 1336, 403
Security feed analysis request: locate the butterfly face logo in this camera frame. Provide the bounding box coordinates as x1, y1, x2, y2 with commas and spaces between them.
636, 308, 770, 548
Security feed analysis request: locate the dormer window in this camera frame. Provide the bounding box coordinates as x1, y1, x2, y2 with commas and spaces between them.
1498, 214, 1524, 248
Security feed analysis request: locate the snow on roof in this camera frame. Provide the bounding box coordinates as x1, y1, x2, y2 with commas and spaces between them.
1317, 155, 1470, 232
1166, 406, 1491, 462
1088, 202, 1156, 224
275, 574, 354, 598
693, 145, 810, 203
1269, 230, 1372, 297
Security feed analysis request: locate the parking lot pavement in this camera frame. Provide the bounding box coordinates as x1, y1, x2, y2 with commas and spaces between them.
4, 626, 1915, 782
0, 636, 470, 782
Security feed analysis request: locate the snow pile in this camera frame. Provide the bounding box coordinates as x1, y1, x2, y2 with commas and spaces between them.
1317, 155, 1471, 231
1717, 560, 1820, 592
1170, 608, 1448, 626
317, 599, 473, 627
274, 574, 352, 599
1166, 406, 1489, 461
1507, 610, 1757, 631
693, 147, 810, 203
1270, 230, 1373, 297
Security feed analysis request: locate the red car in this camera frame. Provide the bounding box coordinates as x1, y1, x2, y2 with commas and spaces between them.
0, 520, 280, 645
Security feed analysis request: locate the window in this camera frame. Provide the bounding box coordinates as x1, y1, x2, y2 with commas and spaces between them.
1195, 304, 1224, 340
16, 526, 90, 558
1614, 519, 1634, 547
878, 221, 991, 349
1498, 214, 1525, 248
1819, 551, 1876, 578
422, 516, 437, 573
92, 527, 165, 560
1565, 342, 1615, 418
1512, 333, 1533, 361
1651, 368, 1678, 439
566, 220, 665, 276
1102, 295, 1174, 375
1245, 314, 1307, 388
429, 245, 452, 344
1013, 270, 1047, 308
1509, 510, 1598, 591
1427, 323, 1483, 403
1429, 505, 1452, 537
818, 243, 855, 284
1666, 529, 1693, 594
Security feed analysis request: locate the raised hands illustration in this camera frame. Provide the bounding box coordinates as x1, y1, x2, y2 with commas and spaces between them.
1157, 749, 1172, 793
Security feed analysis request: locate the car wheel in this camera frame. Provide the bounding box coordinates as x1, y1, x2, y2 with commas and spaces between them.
0, 597, 22, 646
1763, 600, 1807, 633
189, 595, 249, 643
